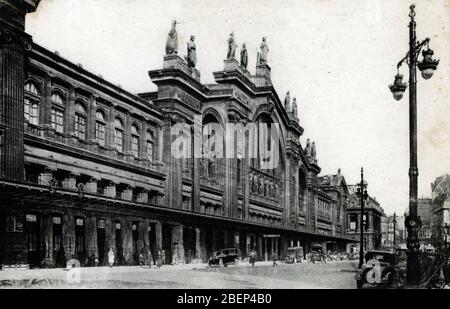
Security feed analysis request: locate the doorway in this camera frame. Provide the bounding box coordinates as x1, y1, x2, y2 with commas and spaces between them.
97, 219, 106, 265
148, 223, 157, 265
74, 218, 85, 266
161, 224, 172, 264
115, 221, 123, 265
132, 222, 139, 264
52, 216, 64, 267
25, 214, 40, 268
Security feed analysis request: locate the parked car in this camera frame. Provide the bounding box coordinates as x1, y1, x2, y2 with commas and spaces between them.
309, 244, 324, 263
355, 250, 406, 289
208, 248, 239, 267
285, 246, 304, 264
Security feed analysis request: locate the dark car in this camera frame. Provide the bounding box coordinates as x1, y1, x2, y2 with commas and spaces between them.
208, 248, 239, 267
355, 250, 405, 289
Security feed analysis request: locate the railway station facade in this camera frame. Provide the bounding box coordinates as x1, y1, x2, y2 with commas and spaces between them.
0, 1, 354, 267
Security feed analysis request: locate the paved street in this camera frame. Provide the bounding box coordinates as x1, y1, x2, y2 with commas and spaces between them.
0, 261, 357, 289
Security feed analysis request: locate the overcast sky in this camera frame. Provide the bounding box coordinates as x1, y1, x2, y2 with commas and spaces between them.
25, 0, 450, 215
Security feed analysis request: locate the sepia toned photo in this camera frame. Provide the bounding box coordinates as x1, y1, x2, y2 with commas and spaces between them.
0, 0, 449, 294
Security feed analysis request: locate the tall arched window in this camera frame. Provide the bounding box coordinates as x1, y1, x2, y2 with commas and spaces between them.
131, 124, 140, 157
146, 130, 154, 161
50, 92, 65, 133
74, 101, 87, 140
114, 118, 124, 152
95, 110, 106, 146
24, 82, 40, 125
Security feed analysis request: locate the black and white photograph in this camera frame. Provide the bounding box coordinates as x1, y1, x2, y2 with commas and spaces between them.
0, 0, 449, 295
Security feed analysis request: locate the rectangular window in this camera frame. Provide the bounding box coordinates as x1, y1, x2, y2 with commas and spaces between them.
131, 135, 139, 156
5, 215, 24, 233
95, 122, 105, 146
147, 141, 153, 161
75, 114, 86, 140
349, 214, 357, 230
51, 108, 64, 133
115, 129, 123, 152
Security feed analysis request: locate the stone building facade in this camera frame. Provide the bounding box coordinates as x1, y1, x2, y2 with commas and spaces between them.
431, 175, 450, 247
345, 186, 385, 252
0, 1, 354, 268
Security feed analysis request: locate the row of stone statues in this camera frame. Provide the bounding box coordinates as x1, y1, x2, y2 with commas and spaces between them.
165, 21, 268, 70
249, 171, 279, 198
304, 138, 317, 158
227, 33, 268, 69
165, 21, 197, 68
284, 91, 298, 118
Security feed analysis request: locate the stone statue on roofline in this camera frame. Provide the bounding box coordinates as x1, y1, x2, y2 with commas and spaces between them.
259, 37, 269, 65
284, 91, 291, 113
240, 43, 248, 69
305, 138, 312, 156
311, 141, 317, 158
165, 20, 178, 55
227, 32, 237, 60
292, 97, 298, 118
187, 35, 197, 68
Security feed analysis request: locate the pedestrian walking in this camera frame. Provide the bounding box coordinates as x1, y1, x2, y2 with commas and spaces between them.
108, 248, 115, 268
249, 249, 257, 267
139, 252, 144, 267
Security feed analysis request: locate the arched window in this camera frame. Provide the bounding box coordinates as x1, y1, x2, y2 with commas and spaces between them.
50, 92, 65, 133
95, 110, 106, 146
51, 93, 64, 105
146, 130, 154, 161
24, 82, 40, 125
114, 118, 124, 152
298, 169, 307, 212
252, 113, 273, 171
74, 102, 87, 140
131, 124, 140, 157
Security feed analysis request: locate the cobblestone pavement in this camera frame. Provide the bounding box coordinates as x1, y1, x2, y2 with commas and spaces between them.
0, 261, 358, 289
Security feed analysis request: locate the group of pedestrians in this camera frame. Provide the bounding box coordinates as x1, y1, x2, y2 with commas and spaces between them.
106, 248, 165, 269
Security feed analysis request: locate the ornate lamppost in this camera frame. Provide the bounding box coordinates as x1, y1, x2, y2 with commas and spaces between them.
356, 167, 368, 269
388, 4, 439, 285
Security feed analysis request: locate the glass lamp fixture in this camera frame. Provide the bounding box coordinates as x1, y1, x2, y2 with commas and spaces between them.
389, 73, 407, 101
418, 48, 439, 80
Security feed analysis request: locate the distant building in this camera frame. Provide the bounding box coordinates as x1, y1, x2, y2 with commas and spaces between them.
418, 198, 433, 246
345, 186, 386, 252
431, 175, 450, 246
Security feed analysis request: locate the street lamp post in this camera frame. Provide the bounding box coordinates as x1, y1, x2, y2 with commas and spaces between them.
356, 167, 368, 269
389, 4, 439, 285
393, 213, 397, 249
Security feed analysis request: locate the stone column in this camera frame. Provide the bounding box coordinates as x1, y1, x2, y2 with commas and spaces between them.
105, 218, 115, 253
258, 236, 263, 260
193, 228, 202, 263
212, 229, 218, 253
0, 0, 39, 180
41, 214, 53, 267
86, 95, 96, 142
171, 225, 185, 264
122, 220, 133, 265
106, 104, 116, 148
66, 86, 76, 136
155, 221, 163, 251
62, 214, 76, 261
124, 111, 132, 160
41, 75, 52, 127
85, 215, 98, 265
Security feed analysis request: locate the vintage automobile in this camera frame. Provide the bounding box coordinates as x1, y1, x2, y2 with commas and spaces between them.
355, 250, 406, 289
208, 248, 239, 267
285, 246, 304, 264
309, 244, 324, 263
